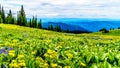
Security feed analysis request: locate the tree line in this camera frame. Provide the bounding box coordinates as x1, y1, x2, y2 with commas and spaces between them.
0, 5, 64, 32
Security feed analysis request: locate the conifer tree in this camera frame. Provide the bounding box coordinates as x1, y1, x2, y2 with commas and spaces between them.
0, 5, 1, 16
0, 5, 2, 23
37, 19, 42, 29
17, 5, 27, 26
55, 25, 61, 32
48, 25, 54, 30
28, 19, 32, 27
0, 16, 3, 23
6, 10, 15, 24
1, 6, 5, 23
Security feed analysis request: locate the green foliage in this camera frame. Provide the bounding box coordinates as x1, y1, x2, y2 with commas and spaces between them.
37, 19, 42, 29
0, 24, 120, 67
1, 3, 120, 68
48, 25, 54, 30
99, 28, 109, 33
31, 16, 37, 28
17, 5, 27, 26
6, 10, 15, 24
1, 7, 5, 23
66, 29, 70, 33
55, 25, 62, 32
0, 5, 5, 23
0, 15, 3, 23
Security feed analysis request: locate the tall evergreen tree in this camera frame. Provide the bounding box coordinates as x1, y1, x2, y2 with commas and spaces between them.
0, 16, 3, 23
0, 5, 2, 23
37, 19, 42, 29
55, 25, 61, 32
31, 16, 37, 28
31, 16, 35, 28
48, 25, 54, 30
1, 6, 5, 23
27, 19, 32, 27
34, 16, 37, 28
0, 5, 1, 16
17, 5, 27, 26
6, 10, 15, 24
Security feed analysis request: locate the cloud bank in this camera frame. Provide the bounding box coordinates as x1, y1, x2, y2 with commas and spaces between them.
1, 0, 120, 18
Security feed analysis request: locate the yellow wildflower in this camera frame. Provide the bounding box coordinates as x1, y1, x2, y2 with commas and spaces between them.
58, 65, 62, 68
18, 60, 25, 63
8, 50, 15, 57
11, 43, 16, 47
47, 49, 54, 54
44, 63, 49, 67
12, 60, 17, 63
13, 39, 18, 43
64, 66, 71, 68
44, 53, 49, 57
80, 62, 86, 67
32, 50, 37, 55
9, 63, 19, 68
19, 62, 26, 67
51, 63, 57, 68
57, 45, 62, 49
36, 57, 44, 62
66, 53, 73, 59
18, 54, 24, 59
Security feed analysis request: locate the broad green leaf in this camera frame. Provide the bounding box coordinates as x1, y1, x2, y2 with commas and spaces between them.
104, 61, 112, 68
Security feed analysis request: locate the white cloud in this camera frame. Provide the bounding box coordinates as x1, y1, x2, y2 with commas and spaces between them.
1, 0, 120, 18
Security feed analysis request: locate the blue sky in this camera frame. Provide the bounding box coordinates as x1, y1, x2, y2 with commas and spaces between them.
1, 0, 120, 18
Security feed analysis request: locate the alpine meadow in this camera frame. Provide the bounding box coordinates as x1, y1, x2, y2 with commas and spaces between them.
1, 0, 120, 68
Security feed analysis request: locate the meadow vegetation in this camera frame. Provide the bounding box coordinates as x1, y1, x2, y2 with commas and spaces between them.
0, 24, 120, 68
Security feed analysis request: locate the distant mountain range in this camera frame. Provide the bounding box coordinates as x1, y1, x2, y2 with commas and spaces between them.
42, 22, 91, 33
28, 18, 120, 32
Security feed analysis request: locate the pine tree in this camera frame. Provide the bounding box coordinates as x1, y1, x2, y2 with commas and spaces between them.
0, 5, 2, 23
31, 16, 35, 28
0, 16, 3, 23
34, 16, 37, 28
17, 5, 27, 26
6, 10, 15, 24
37, 19, 42, 29
0, 5, 1, 16
1, 6, 5, 23
27, 19, 32, 27
66, 29, 69, 33
55, 25, 61, 32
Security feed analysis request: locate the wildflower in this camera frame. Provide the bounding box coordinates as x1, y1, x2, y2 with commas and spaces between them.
44, 63, 49, 67
13, 39, 18, 43
51, 63, 57, 68
57, 45, 62, 49
5, 42, 10, 46
18, 60, 25, 63
12, 60, 17, 63
58, 65, 62, 68
11, 43, 16, 47
19, 62, 26, 67
36, 57, 44, 62
64, 66, 71, 68
8, 50, 15, 57
66, 53, 73, 59
9, 63, 19, 68
47, 49, 54, 54
44, 53, 49, 57
80, 62, 86, 67
18, 54, 24, 59
32, 50, 37, 55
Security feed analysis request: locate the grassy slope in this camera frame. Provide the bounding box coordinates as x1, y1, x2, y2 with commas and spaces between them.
92, 29, 120, 36
0, 24, 120, 67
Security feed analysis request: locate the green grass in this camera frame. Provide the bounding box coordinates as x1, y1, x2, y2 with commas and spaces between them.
93, 29, 120, 36
0, 23, 120, 68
